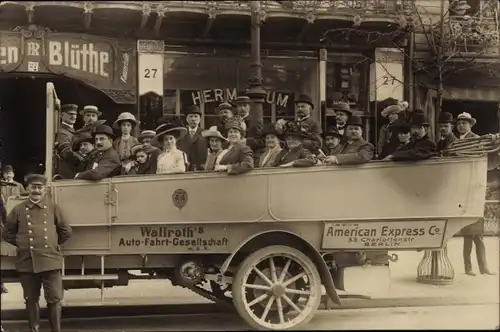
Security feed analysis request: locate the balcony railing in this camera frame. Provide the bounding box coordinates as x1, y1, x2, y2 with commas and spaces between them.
448, 15, 500, 53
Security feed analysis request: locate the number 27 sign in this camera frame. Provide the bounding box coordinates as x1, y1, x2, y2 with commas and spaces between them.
138, 53, 163, 96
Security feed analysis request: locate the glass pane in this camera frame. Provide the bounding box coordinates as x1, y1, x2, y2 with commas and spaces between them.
180, 90, 199, 113
163, 89, 176, 116
204, 115, 221, 130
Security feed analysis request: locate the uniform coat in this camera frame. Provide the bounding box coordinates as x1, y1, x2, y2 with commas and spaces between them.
75, 148, 121, 181
55, 123, 81, 179
391, 135, 437, 161
335, 139, 374, 165
436, 132, 457, 155
259, 147, 283, 168
218, 142, 254, 175
178, 127, 208, 171
296, 117, 323, 153
274, 147, 316, 167
3, 198, 72, 273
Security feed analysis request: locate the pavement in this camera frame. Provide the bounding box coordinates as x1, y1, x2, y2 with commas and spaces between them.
1, 237, 498, 311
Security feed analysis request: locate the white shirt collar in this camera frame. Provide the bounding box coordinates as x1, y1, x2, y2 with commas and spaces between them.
62, 122, 73, 129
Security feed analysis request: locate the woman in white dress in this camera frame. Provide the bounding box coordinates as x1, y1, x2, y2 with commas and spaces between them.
150, 123, 188, 174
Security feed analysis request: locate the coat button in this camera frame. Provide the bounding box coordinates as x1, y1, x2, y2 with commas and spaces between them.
44, 221, 47, 224
27, 215, 30, 218
45, 245, 48, 248
30, 246, 34, 249
30, 238, 33, 241
43, 206, 47, 209
44, 228, 47, 232
25, 207, 29, 211
28, 222, 32, 226
29, 230, 32, 234
44, 236, 48, 240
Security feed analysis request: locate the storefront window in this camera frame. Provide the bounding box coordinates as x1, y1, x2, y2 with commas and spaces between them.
163, 52, 319, 128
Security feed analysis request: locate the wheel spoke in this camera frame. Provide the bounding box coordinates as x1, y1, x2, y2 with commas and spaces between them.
253, 267, 273, 286
269, 257, 278, 283
285, 288, 310, 296
283, 294, 303, 313
247, 293, 269, 307
283, 271, 306, 287
260, 295, 275, 321
276, 297, 285, 324
278, 259, 291, 283
244, 283, 271, 291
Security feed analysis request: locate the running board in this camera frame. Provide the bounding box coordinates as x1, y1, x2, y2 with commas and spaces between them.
62, 274, 119, 281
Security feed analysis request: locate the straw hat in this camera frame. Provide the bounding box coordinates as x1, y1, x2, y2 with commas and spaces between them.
79, 105, 102, 116
216, 102, 233, 113
113, 112, 140, 129
138, 130, 156, 141
456, 112, 476, 126
232, 96, 251, 105
201, 126, 227, 141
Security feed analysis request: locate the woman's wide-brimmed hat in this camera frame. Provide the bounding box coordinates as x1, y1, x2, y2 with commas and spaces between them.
112, 112, 140, 129
346, 115, 364, 128
322, 128, 342, 139
409, 113, 430, 127
456, 112, 476, 126
92, 124, 116, 139
216, 102, 233, 113
283, 121, 307, 139
381, 104, 404, 118
130, 143, 145, 156
79, 105, 102, 117
202, 126, 227, 141
294, 94, 314, 109
437, 112, 454, 124
72, 132, 94, 151
390, 119, 411, 133
224, 117, 246, 134
232, 96, 251, 105
184, 105, 202, 116
332, 101, 351, 115
151, 123, 187, 146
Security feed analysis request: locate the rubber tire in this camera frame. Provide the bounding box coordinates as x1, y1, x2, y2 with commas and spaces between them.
231, 245, 322, 331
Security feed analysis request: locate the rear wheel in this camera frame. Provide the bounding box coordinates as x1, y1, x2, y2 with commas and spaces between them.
232, 245, 321, 330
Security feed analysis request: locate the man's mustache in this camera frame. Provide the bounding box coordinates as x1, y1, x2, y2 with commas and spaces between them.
96, 144, 103, 148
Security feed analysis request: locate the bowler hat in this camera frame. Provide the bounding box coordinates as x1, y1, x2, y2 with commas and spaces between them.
322, 128, 342, 139
61, 104, 78, 113
72, 132, 94, 151
332, 102, 352, 116
93, 125, 115, 138
410, 113, 430, 127
112, 112, 140, 130
151, 123, 188, 147
390, 119, 411, 133
346, 115, 364, 128
232, 96, 251, 104
294, 94, 314, 109
25, 174, 47, 186
437, 112, 454, 124
79, 105, 102, 117
1, 165, 13, 173
184, 105, 202, 116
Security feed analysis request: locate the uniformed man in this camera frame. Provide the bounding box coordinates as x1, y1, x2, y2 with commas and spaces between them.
216, 102, 234, 138
54, 104, 82, 179
3, 174, 72, 332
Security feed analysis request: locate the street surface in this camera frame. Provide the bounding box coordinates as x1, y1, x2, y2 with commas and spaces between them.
2, 237, 499, 330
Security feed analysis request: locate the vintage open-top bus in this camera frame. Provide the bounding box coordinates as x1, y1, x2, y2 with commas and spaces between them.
0, 83, 493, 330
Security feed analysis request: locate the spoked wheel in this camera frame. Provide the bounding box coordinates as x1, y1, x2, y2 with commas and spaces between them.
232, 245, 322, 331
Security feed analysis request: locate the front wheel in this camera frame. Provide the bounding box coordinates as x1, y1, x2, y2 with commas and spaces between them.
232, 245, 322, 330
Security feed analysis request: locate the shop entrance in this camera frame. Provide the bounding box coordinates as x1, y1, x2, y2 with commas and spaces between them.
442, 99, 500, 135
0, 75, 124, 183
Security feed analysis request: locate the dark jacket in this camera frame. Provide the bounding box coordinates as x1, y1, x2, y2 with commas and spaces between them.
275, 146, 317, 167
218, 142, 254, 175
75, 147, 121, 181
178, 127, 208, 171
3, 198, 72, 273
392, 135, 437, 161
437, 133, 457, 155
55, 123, 82, 179
297, 117, 323, 153
335, 138, 374, 165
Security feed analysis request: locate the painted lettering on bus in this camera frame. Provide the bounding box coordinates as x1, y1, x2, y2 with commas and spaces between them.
191, 88, 290, 107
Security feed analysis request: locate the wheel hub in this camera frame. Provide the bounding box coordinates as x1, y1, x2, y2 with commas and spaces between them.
271, 284, 285, 297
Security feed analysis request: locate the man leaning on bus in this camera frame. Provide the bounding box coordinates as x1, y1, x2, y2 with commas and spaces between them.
2, 174, 72, 332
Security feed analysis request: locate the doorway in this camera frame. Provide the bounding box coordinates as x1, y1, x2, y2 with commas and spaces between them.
442, 99, 500, 135
0, 75, 129, 183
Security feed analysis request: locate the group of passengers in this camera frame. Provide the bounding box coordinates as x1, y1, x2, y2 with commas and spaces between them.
53, 94, 484, 181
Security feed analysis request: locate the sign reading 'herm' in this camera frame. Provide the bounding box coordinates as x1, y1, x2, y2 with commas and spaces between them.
321, 220, 446, 250
0, 26, 136, 96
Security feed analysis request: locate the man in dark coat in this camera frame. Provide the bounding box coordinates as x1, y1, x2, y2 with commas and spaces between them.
385, 113, 436, 162
177, 105, 208, 171
332, 101, 352, 138
317, 128, 342, 162
455, 112, 480, 139
275, 122, 317, 168
74, 125, 121, 181
3, 174, 72, 332
436, 112, 457, 155
54, 104, 82, 179
324, 116, 374, 166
